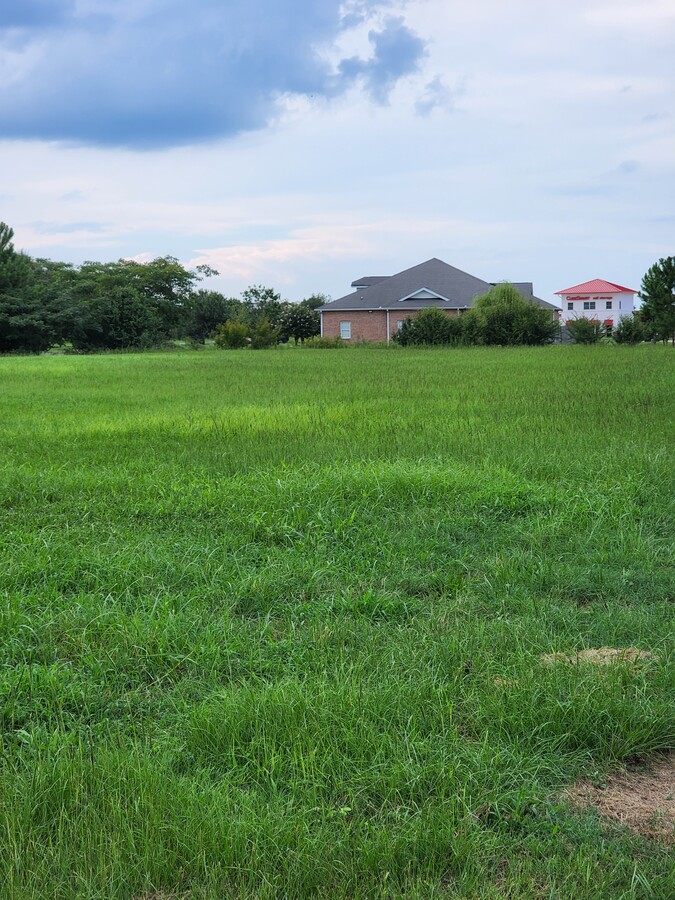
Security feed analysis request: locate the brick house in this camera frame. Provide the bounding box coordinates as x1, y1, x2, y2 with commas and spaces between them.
319, 258, 558, 343
555, 279, 636, 334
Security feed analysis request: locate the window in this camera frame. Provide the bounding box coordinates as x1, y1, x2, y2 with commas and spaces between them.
606, 300, 612, 310
567, 302, 574, 311
583, 301, 596, 311
397, 320, 404, 331
340, 321, 351, 339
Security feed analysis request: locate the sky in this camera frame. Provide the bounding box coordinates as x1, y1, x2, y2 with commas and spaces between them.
1, 0, 674, 306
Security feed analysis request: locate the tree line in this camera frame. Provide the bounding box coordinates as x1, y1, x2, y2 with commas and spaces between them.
2, 220, 672, 353
0, 222, 322, 353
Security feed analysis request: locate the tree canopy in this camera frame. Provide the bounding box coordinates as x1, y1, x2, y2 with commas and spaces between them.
640, 257, 675, 344
0, 222, 224, 352
0, 221, 328, 353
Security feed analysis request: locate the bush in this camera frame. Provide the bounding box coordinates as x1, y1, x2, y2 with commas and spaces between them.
249, 319, 280, 349
470, 283, 558, 346
393, 307, 462, 346
614, 314, 645, 344
214, 320, 249, 349
566, 317, 603, 344
303, 335, 346, 349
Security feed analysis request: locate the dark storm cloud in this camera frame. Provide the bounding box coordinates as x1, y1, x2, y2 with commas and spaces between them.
0, 0, 427, 149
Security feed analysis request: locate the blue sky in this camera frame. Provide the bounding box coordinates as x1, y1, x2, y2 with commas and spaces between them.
1, 0, 673, 304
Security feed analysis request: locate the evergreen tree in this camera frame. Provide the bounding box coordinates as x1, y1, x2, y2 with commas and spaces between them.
640, 257, 675, 344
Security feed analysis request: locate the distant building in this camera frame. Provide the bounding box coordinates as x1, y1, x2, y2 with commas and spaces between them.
556, 279, 636, 334
319, 258, 558, 343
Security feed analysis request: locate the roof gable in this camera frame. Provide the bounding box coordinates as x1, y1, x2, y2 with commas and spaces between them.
399, 287, 452, 302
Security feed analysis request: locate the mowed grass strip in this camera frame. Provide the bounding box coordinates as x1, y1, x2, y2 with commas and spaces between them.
0, 346, 673, 898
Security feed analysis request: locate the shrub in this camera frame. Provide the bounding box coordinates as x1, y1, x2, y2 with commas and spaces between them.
214, 320, 249, 349
393, 307, 462, 346
303, 336, 346, 349
614, 314, 645, 344
471, 283, 558, 346
567, 317, 603, 344
249, 319, 280, 349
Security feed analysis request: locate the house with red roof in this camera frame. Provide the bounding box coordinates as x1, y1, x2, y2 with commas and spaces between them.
556, 279, 636, 334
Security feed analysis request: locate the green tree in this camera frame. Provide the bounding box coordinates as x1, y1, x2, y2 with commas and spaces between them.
566, 317, 603, 344
639, 257, 675, 344
0, 223, 30, 295
250, 319, 280, 349
214, 320, 249, 349
301, 293, 330, 311
241, 285, 284, 327
69, 262, 161, 349
467, 282, 558, 345
185, 290, 244, 341
281, 305, 320, 344
613, 313, 645, 344
70, 257, 210, 350
0, 225, 75, 353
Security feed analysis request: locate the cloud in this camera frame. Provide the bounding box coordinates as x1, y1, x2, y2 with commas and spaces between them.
338, 16, 426, 103
415, 75, 460, 116
617, 160, 639, 174
186, 215, 504, 288
0, 1, 75, 29
31, 220, 108, 235
0, 0, 427, 149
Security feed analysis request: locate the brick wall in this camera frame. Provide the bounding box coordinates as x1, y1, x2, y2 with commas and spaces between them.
322, 310, 388, 342
322, 308, 461, 342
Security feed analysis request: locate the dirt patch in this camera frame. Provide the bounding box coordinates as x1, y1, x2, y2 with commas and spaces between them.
565, 753, 675, 845
540, 647, 657, 670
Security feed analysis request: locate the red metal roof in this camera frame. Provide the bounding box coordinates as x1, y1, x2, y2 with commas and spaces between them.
555, 279, 636, 295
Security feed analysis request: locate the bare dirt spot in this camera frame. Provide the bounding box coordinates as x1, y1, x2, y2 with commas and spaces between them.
565, 753, 675, 845
540, 647, 657, 670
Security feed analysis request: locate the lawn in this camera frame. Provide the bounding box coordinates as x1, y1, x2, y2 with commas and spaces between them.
0, 345, 673, 898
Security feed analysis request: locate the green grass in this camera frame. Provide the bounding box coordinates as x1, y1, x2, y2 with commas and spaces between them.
0, 345, 673, 898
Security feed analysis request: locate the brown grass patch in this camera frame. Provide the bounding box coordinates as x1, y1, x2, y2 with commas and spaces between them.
565, 753, 675, 845
134, 892, 190, 900
540, 647, 657, 670
493, 676, 520, 688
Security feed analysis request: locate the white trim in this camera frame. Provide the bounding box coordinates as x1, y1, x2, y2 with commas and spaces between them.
398, 287, 453, 302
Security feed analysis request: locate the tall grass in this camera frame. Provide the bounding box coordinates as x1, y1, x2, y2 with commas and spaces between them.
0, 346, 672, 897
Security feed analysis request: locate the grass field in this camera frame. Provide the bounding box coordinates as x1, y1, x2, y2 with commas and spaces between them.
0, 345, 673, 898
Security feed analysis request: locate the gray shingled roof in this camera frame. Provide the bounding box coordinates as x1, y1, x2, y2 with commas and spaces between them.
320, 258, 558, 311
350, 276, 388, 288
